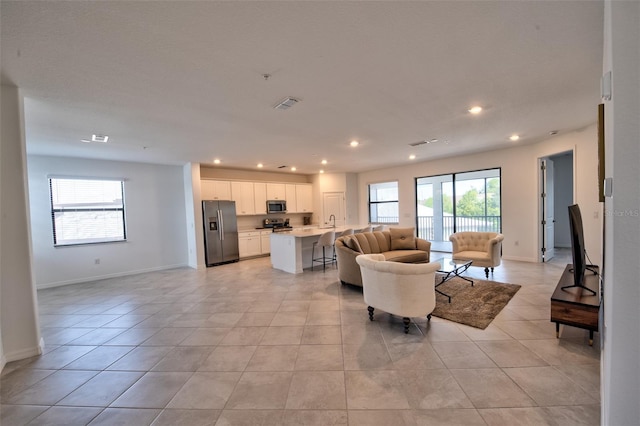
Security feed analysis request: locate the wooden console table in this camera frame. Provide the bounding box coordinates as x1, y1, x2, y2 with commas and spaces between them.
550, 264, 600, 345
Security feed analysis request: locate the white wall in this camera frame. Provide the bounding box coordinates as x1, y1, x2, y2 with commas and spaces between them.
358, 125, 601, 262
602, 1, 640, 424
27, 155, 189, 288
1, 85, 41, 367
314, 173, 347, 226
345, 173, 359, 225
184, 163, 206, 270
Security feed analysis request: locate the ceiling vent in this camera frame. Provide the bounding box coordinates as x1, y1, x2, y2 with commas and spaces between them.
274, 97, 299, 110
81, 134, 109, 144
277, 165, 287, 169
409, 138, 439, 147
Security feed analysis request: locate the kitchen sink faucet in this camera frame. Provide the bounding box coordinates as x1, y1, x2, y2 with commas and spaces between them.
329, 214, 336, 228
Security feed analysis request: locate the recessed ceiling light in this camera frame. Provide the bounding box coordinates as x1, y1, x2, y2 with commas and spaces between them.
319, 170, 325, 174
257, 163, 263, 168
213, 159, 221, 164
468, 106, 483, 114
509, 134, 520, 141
409, 154, 416, 160
350, 140, 359, 147
291, 167, 297, 172
321, 159, 327, 165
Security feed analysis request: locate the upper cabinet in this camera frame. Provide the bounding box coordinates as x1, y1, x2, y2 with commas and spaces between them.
202, 180, 231, 200
285, 184, 297, 212
201, 179, 313, 215
231, 181, 255, 215
295, 184, 313, 213
266, 183, 286, 200
254, 182, 267, 214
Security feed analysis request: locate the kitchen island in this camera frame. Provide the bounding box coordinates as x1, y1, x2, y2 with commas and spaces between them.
270, 227, 352, 274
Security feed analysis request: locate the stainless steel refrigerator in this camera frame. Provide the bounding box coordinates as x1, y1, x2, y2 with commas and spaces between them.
203, 200, 239, 266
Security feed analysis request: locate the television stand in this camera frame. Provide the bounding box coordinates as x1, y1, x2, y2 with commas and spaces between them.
551, 264, 600, 345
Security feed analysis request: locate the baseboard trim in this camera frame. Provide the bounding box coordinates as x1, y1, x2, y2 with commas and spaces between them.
36, 263, 189, 289
502, 255, 539, 262
4, 344, 42, 363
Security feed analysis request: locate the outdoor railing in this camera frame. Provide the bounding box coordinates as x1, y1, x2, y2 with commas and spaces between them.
371, 216, 399, 224
417, 215, 501, 241
373, 215, 501, 241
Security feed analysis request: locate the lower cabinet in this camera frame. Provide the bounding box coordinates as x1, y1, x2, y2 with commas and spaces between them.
260, 231, 271, 254
238, 231, 262, 258
239, 230, 272, 258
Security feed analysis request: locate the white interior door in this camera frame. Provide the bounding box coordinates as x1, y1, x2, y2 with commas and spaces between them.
322, 192, 345, 228
542, 158, 555, 261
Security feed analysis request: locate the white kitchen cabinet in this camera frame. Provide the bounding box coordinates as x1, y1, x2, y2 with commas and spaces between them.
231, 181, 255, 215
266, 183, 286, 200
285, 184, 297, 212
254, 182, 267, 214
295, 184, 313, 213
260, 230, 271, 254
238, 231, 262, 258
201, 180, 231, 200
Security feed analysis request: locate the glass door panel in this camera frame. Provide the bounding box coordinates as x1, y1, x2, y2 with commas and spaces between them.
454, 170, 501, 234
416, 174, 453, 252
416, 169, 501, 253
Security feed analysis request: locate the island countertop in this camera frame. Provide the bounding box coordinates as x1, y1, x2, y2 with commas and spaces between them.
272, 226, 353, 238
269, 226, 367, 274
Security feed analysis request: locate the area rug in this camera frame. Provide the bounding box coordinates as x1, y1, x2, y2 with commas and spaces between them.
431, 275, 521, 329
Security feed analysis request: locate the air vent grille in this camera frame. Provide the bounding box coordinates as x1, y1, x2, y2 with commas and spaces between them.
408, 140, 428, 147
274, 97, 299, 110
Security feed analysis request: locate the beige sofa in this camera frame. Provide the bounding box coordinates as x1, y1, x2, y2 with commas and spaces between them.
335, 228, 431, 287
449, 231, 504, 278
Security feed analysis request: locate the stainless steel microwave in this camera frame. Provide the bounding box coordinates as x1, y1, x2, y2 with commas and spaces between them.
267, 200, 287, 214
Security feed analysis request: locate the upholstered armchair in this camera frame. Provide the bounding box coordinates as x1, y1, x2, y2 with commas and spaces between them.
355, 253, 440, 333
449, 232, 504, 278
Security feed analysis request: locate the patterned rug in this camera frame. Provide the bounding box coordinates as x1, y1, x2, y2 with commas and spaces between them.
431, 275, 521, 329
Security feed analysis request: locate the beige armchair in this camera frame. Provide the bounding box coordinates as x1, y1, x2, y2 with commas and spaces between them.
449, 232, 504, 278
355, 254, 440, 333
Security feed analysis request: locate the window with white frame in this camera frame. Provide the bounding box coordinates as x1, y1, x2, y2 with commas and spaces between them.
49, 177, 126, 246
368, 181, 399, 224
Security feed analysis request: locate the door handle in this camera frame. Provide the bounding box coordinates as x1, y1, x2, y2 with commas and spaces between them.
218, 210, 224, 240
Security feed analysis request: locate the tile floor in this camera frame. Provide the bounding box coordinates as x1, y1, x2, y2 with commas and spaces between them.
1, 250, 601, 425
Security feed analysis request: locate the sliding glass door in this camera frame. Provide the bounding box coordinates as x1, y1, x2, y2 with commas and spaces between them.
416, 168, 501, 252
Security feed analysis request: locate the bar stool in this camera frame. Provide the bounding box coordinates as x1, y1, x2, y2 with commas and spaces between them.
312, 230, 336, 271
372, 225, 387, 232
355, 226, 373, 233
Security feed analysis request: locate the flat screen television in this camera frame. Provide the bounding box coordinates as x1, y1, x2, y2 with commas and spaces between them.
564, 204, 596, 294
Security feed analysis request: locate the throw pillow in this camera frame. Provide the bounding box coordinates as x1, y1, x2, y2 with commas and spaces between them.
389, 227, 416, 250
346, 236, 363, 253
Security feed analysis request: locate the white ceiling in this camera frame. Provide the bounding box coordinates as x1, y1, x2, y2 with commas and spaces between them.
1, 1, 604, 174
